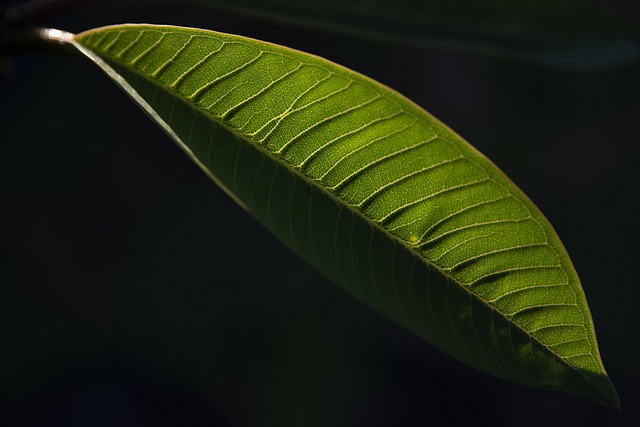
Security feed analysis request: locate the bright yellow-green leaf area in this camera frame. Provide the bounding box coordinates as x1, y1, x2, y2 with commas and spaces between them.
74, 24, 618, 407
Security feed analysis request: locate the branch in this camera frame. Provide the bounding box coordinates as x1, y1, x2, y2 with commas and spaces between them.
6, 0, 97, 23
6, 0, 166, 24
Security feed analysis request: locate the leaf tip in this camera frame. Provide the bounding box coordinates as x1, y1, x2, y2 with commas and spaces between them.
590, 372, 621, 410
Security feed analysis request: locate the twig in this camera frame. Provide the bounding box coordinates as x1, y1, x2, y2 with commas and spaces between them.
6, 0, 96, 24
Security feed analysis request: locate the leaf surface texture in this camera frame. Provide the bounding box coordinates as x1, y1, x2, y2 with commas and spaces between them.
71, 24, 618, 406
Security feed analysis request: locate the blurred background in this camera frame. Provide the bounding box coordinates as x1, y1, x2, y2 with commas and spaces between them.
1, 0, 639, 425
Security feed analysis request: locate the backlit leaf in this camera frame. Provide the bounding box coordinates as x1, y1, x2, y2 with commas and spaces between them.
52, 24, 618, 406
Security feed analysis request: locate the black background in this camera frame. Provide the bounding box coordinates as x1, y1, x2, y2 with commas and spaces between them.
1, 1, 639, 426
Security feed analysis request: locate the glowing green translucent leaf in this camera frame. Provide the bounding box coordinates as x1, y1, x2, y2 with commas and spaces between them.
67, 24, 617, 406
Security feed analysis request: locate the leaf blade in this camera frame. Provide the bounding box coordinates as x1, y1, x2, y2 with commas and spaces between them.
71, 24, 618, 406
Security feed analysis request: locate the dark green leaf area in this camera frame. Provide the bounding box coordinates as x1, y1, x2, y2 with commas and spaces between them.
76, 25, 618, 406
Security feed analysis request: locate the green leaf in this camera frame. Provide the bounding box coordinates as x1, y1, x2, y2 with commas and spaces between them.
58, 24, 617, 406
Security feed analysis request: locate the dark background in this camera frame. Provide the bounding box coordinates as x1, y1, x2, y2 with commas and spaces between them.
1, 1, 639, 426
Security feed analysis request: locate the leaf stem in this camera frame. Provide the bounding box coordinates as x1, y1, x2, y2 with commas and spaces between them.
0, 25, 78, 56
1, 0, 82, 56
